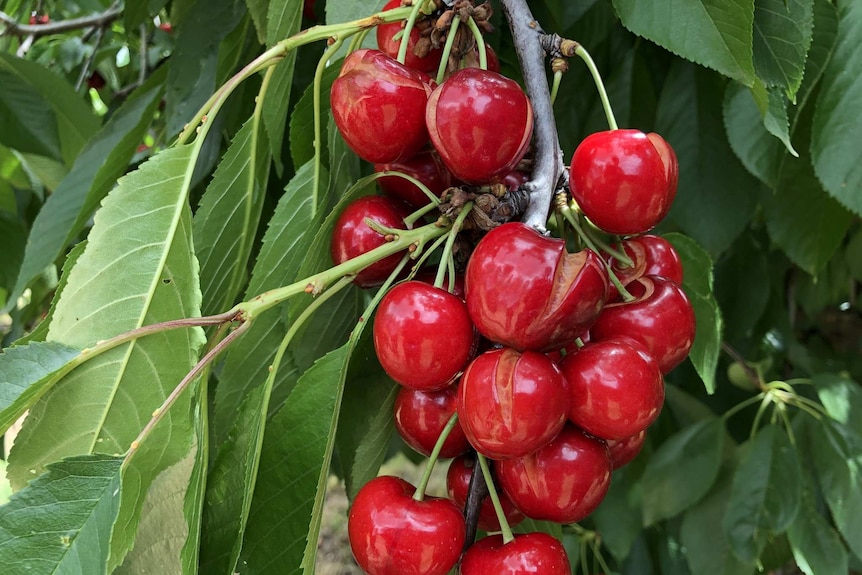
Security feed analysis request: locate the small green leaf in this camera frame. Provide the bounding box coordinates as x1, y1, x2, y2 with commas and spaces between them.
641, 417, 725, 524
724, 425, 802, 563
813, 373, 862, 436
0, 455, 123, 575
723, 82, 783, 185
787, 475, 849, 575
245, 0, 269, 44
612, 0, 756, 85
752, 0, 814, 100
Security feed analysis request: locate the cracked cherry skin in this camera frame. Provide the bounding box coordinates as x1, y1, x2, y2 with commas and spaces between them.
394, 386, 470, 458
331, 49, 433, 164
376, 0, 442, 73
457, 348, 570, 460
348, 476, 465, 575
465, 222, 608, 352
426, 68, 533, 183
570, 129, 678, 234
330, 196, 411, 288
496, 424, 612, 524
591, 276, 696, 374
446, 453, 524, 531
606, 234, 684, 302
560, 338, 664, 441
460, 533, 572, 575
374, 281, 475, 390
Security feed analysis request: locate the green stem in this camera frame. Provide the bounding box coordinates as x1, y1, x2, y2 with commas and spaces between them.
477, 454, 515, 544
403, 201, 439, 227
592, 235, 634, 269
347, 27, 371, 53
434, 202, 473, 289
447, 255, 456, 294
750, 395, 773, 439
592, 540, 613, 575
406, 232, 450, 278
313, 38, 345, 216
414, 413, 460, 501
722, 392, 766, 422
396, 0, 425, 64
574, 44, 617, 130
435, 15, 460, 84
550, 70, 562, 105
466, 17, 487, 69
378, 169, 441, 207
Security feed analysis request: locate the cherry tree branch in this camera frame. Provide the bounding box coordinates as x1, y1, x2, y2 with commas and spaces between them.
0, 6, 121, 38
498, 0, 563, 233
462, 455, 488, 550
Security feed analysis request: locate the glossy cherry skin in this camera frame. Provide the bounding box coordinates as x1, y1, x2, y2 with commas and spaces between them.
377, 0, 443, 73
460, 533, 572, 575
394, 386, 470, 458
570, 130, 678, 234
465, 223, 609, 352
446, 453, 524, 531
374, 281, 475, 390
375, 151, 454, 209
496, 424, 612, 523
330, 195, 411, 288
348, 476, 466, 575
607, 429, 647, 469
591, 276, 696, 374
331, 49, 433, 164
460, 44, 501, 73
426, 68, 533, 183
607, 235, 684, 301
560, 339, 664, 441
457, 348, 570, 459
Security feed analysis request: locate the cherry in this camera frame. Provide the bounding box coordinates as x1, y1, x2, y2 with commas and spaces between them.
426, 68, 533, 183
607, 429, 647, 469
569, 130, 678, 234
375, 151, 454, 209
86, 71, 106, 91
460, 533, 572, 575
496, 424, 612, 523
559, 339, 664, 441
461, 44, 501, 73
348, 476, 465, 575
330, 195, 411, 288
446, 453, 524, 531
590, 276, 696, 374
465, 223, 608, 352
377, 0, 442, 73
606, 235, 683, 302
374, 281, 475, 390
303, 0, 316, 20
457, 348, 570, 459
331, 49, 433, 164
413, 269, 466, 300
394, 386, 470, 458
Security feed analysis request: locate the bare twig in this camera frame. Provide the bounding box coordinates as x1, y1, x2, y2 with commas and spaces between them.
462, 454, 488, 550
0, 6, 121, 38
74, 25, 105, 91
138, 23, 148, 86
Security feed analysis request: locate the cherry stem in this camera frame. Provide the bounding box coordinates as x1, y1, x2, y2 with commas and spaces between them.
435, 15, 461, 84
462, 456, 489, 550
466, 17, 487, 69
312, 38, 345, 216
557, 197, 635, 302
550, 69, 562, 105
573, 44, 618, 131
409, 232, 450, 277
378, 169, 441, 207
721, 393, 766, 422
592, 236, 634, 269
403, 201, 439, 227
396, 0, 425, 64
476, 454, 515, 544
750, 395, 774, 439
434, 202, 473, 289
413, 412, 460, 502
447, 256, 456, 294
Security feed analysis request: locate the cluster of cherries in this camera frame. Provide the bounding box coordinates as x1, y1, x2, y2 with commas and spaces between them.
326, 4, 695, 574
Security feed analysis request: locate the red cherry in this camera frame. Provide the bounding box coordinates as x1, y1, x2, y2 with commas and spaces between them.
446, 453, 524, 531
465, 223, 608, 352
607, 429, 647, 469
413, 269, 466, 300
394, 386, 470, 458
86, 71, 106, 90
158, 22, 172, 33
497, 424, 612, 523
457, 348, 570, 460
460, 533, 572, 575
376, 0, 442, 73
330, 196, 411, 288
606, 235, 683, 302
303, 0, 316, 19
590, 276, 696, 373
560, 339, 664, 441
375, 151, 454, 209
569, 130, 678, 234
426, 68, 533, 183
348, 476, 466, 575
331, 49, 433, 164
460, 44, 501, 73
374, 281, 475, 390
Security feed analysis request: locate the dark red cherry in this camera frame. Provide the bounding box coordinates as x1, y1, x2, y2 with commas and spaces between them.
375, 151, 454, 208
570, 130, 678, 234
457, 348, 570, 460
330, 196, 411, 288
413, 269, 466, 300
331, 49, 433, 164
606, 235, 684, 302
607, 429, 647, 469
460, 533, 572, 575
460, 44, 501, 73
426, 68, 533, 183
394, 386, 470, 458
376, 0, 443, 73
465, 223, 608, 352
496, 424, 612, 523
348, 476, 466, 575
446, 453, 524, 531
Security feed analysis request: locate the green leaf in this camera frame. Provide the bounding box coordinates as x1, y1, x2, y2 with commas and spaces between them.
641, 417, 725, 525
0, 341, 81, 434
656, 62, 759, 256
714, 233, 770, 341
592, 463, 644, 561
723, 83, 783, 186
289, 59, 341, 169
724, 424, 802, 563
326, 0, 388, 27
245, 0, 269, 44
6, 68, 167, 312
194, 116, 269, 316
811, 0, 862, 216
787, 475, 849, 575
665, 233, 723, 393
612, 0, 756, 85
0, 455, 123, 575
7, 145, 205, 569
813, 373, 862, 436
0, 66, 61, 160
0, 212, 26, 294
752, 0, 814, 100
761, 85, 797, 156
